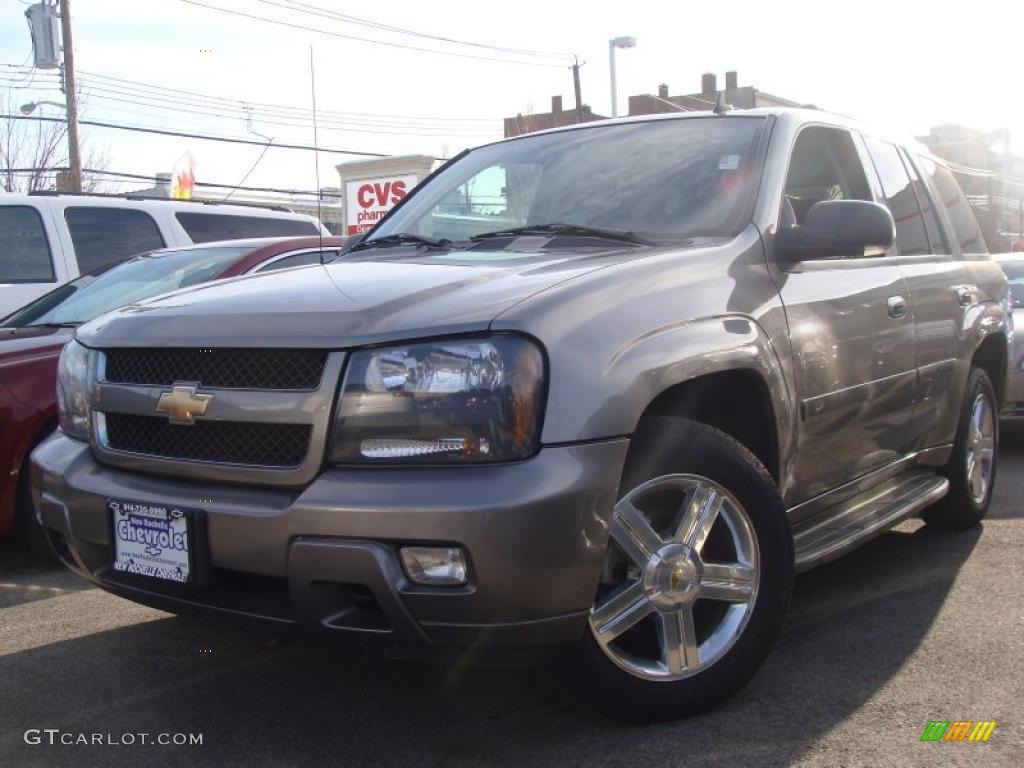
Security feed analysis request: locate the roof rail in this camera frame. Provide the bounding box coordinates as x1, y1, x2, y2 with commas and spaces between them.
26, 190, 294, 213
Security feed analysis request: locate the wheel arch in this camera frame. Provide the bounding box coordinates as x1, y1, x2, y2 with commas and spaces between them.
636, 369, 782, 483
971, 330, 1008, 407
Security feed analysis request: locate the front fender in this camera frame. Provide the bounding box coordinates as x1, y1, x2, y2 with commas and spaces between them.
540, 314, 795, 455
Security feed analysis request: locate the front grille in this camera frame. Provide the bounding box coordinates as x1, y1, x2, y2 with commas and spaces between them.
104, 348, 328, 390
104, 413, 312, 467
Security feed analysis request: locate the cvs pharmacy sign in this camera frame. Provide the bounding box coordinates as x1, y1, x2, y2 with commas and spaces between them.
345, 175, 417, 235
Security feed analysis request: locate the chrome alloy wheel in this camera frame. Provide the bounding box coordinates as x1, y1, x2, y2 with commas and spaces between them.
966, 392, 996, 505
589, 474, 760, 681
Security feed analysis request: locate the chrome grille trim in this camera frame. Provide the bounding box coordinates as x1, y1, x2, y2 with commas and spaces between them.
89, 351, 345, 486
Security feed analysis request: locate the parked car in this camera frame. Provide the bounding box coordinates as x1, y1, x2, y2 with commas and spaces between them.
2, 235, 343, 547
32, 108, 1007, 722
993, 253, 1024, 419
0, 192, 327, 317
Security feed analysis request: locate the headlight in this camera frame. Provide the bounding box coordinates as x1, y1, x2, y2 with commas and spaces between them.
56, 339, 96, 441
332, 335, 545, 463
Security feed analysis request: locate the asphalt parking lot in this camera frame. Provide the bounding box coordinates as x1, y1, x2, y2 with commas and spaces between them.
2, 435, 1022, 768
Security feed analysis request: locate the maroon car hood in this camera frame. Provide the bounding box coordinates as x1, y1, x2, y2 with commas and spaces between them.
0, 327, 73, 368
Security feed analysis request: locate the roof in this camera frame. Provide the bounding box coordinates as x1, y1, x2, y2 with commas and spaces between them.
480, 106, 947, 167
0, 192, 320, 221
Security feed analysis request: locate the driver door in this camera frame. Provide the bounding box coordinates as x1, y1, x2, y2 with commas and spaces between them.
773, 125, 917, 507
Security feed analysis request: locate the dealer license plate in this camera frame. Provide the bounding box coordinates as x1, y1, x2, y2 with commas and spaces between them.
109, 499, 194, 583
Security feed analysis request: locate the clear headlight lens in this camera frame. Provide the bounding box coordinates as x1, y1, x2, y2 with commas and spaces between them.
56, 339, 95, 441
332, 335, 545, 464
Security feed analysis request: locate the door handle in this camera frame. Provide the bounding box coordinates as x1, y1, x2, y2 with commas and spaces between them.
956, 285, 977, 307
887, 295, 907, 319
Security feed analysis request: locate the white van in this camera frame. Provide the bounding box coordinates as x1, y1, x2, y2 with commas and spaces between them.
0, 193, 326, 317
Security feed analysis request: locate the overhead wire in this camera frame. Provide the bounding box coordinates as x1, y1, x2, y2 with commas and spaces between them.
177, 0, 572, 68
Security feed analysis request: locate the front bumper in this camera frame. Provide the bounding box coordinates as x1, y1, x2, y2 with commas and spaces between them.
31, 432, 628, 651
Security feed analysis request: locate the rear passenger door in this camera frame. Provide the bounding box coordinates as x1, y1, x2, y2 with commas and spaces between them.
861, 137, 974, 451
774, 125, 918, 505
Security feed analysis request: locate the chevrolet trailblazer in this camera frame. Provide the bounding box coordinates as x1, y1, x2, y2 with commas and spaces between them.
31, 108, 1008, 722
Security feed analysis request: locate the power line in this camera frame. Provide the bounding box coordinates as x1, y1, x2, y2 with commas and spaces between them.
12, 166, 344, 198
70, 84, 499, 136
3, 114, 388, 156
1, 63, 503, 124
178, 0, 571, 67
255, 0, 572, 60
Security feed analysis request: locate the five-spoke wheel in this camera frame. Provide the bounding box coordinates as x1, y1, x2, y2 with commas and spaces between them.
590, 475, 759, 680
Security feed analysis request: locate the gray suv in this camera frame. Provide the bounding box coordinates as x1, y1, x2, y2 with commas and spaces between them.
32, 108, 1009, 722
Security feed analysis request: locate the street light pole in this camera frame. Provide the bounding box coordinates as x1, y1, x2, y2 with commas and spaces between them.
608, 36, 636, 118
59, 0, 82, 192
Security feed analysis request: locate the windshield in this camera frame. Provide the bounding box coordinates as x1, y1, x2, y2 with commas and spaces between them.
371, 117, 767, 244
1, 246, 253, 328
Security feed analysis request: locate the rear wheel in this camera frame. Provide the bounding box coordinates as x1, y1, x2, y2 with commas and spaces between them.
574, 418, 793, 722
922, 367, 998, 530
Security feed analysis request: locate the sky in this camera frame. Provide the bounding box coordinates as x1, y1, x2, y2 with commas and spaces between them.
1, 0, 1022, 201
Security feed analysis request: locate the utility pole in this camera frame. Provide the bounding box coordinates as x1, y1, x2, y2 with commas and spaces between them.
571, 59, 583, 123
59, 0, 82, 192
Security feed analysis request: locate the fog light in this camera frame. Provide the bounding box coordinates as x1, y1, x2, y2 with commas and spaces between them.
400, 546, 468, 586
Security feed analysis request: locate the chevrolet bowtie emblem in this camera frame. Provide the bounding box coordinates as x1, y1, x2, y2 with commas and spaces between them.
155, 384, 212, 425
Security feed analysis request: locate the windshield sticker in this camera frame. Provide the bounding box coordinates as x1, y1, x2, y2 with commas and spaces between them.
719, 154, 741, 171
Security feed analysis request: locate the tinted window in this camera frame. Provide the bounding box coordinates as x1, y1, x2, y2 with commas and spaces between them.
901, 150, 948, 254
864, 138, 930, 256
785, 127, 871, 225
255, 250, 335, 273
2, 245, 253, 328
373, 117, 768, 243
0, 206, 55, 282
65, 207, 166, 273
176, 213, 319, 244
918, 157, 988, 254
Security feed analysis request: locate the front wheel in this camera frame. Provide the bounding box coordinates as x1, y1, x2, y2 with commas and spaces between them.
573, 418, 793, 722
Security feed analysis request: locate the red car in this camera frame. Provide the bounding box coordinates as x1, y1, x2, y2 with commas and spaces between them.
1, 235, 344, 546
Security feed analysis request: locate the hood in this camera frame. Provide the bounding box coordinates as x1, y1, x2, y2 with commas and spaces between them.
76, 247, 643, 349
0, 326, 73, 368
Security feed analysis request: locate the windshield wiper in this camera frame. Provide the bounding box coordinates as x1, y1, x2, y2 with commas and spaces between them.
25, 321, 80, 328
469, 223, 653, 246
350, 233, 452, 252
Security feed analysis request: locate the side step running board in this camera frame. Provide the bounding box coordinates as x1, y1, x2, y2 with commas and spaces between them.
793, 471, 949, 572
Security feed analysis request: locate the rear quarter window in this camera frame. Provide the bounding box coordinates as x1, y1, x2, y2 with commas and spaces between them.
175, 212, 319, 244
0, 205, 54, 282
65, 207, 166, 273
919, 157, 988, 255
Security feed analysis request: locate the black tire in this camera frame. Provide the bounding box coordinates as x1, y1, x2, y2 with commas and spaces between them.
922, 367, 998, 530
573, 417, 793, 723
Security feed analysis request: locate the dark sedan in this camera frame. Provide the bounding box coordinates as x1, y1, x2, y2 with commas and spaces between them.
0, 235, 344, 548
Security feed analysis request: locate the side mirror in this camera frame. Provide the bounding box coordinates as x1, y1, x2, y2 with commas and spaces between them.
778, 200, 895, 261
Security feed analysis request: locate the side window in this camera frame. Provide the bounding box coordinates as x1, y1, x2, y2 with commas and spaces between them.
863, 137, 930, 256
176, 213, 319, 244
65, 207, 165, 273
0, 206, 55, 282
254, 250, 334, 273
901, 150, 948, 255
918, 157, 988, 255
783, 126, 872, 225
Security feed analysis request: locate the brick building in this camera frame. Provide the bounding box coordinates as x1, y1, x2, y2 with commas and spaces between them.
503, 71, 803, 138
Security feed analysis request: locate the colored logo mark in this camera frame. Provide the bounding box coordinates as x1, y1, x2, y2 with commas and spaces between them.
920, 720, 997, 742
